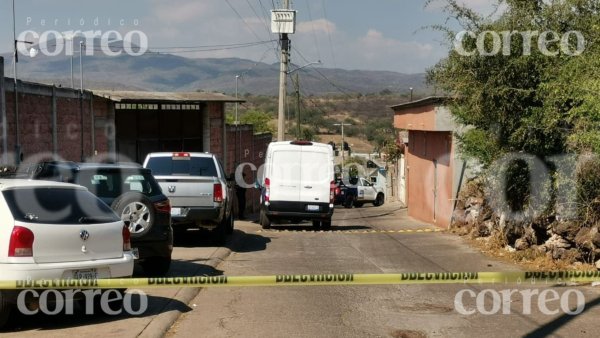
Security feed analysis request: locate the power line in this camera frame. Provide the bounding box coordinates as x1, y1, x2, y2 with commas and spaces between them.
292, 46, 355, 97
304, 0, 322, 62
224, 0, 267, 43
321, 0, 337, 69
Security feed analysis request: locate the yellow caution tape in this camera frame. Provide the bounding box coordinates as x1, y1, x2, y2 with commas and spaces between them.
256, 229, 445, 234
1, 271, 599, 289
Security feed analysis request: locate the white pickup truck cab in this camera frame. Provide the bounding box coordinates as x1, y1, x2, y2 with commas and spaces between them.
259, 141, 335, 229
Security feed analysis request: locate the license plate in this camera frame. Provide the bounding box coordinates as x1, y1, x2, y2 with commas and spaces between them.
171, 207, 181, 216
306, 205, 320, 211
73, 269, 98, 280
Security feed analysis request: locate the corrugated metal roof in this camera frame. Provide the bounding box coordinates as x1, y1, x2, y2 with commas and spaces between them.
390, 96, 448, 110
92, 90, 244, 103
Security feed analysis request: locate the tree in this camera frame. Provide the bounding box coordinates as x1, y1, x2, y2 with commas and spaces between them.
227, 110, 275, 134
428, 0, 600, 220
427, 0, 600, 163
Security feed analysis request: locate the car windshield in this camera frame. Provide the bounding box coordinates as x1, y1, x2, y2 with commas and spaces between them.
2, 187, 119, 224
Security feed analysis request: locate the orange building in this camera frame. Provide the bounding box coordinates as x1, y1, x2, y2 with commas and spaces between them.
392, 97, 467, 228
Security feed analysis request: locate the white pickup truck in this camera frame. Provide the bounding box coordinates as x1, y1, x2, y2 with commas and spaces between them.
352, 177, 385, 207
143, 152, 234, 244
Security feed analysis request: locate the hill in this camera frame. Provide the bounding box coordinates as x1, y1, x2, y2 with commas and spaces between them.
2, 47, 426, 95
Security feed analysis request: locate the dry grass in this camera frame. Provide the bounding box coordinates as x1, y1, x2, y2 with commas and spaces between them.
465, 232, 596, 272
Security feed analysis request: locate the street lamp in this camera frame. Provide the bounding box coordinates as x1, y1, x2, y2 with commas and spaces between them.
333, 122, 352, 179
62, 33, 77, 88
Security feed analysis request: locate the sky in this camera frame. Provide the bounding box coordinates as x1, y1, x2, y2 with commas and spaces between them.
0, 0, 502, 74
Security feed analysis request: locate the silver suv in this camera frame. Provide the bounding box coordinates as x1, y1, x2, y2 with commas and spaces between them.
143, 152, 234, 244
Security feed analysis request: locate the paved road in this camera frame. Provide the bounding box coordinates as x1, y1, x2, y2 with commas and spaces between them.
3, 202, 600, 337
167, 203, 600, 338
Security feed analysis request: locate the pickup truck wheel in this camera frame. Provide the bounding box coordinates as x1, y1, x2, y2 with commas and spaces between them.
213, 219, 228, 246
343, 195, 354, 208
0, 291, 10, 329
321, 218, 332, 230
225, 213, 234, 235
374, 193, 385, 207
141, 256, 172, 277
354, 202, 364, 208
260, 209, 271, 229
112, 192, 155, 238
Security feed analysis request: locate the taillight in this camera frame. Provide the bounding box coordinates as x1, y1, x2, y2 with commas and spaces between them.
122, 225, 131, 251
214, 183, 223, 203
154, 200, 171, 214
264, 178, 270, 202
330, 180, 336, 203
8, 226, 34, 257
172, 152, 190, 158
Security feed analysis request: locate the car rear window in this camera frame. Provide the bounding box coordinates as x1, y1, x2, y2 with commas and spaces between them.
75, 170, 163, 199
146, 157, 218, 176
2, 187, 120, 224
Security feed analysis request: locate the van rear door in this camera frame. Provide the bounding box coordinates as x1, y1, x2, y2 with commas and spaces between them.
269, 149, 301, 202
299, 148, 331, 203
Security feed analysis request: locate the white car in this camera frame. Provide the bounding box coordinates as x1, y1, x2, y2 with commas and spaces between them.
0, 179, 135, 326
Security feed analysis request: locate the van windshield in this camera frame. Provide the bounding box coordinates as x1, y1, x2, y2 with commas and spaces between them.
146, 157, 218, 176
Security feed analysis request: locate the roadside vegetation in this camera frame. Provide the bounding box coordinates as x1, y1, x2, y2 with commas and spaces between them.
225, 91, 410, 152
429, 0, 600, 268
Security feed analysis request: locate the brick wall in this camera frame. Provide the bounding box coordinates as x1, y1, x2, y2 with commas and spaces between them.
1, 77, 110, 165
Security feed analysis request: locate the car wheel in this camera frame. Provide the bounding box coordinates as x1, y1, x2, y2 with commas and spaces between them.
374, 193, 385, 207
321, 218, 332, 230
112, 192, 156, 238
312, 220, 321, 229
354, 202, 364, 208
0, 291, 10, 329
344, 194, 354, 208
141, 256, 172, 277
260, 209, 271, 229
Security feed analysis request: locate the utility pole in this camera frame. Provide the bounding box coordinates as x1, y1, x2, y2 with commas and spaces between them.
276, 0, 291, 141
12, 0, 20, 165
271, 0, 295, 142
333, 122, 352, 179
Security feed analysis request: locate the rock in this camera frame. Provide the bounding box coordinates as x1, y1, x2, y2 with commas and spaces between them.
477, 221, 493, 237
552, 221, 581, 242
575, 227, 594, 250
465, 209, 479, 225
466, 197, 484, 208
591, 227, 600, 247
515, 238, 530, 251
595, 259, 600, 270
552, 248, 567, 260
545, 234, 571, 249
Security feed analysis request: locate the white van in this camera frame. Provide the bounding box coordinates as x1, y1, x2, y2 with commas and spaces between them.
259, 141, 335, 229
